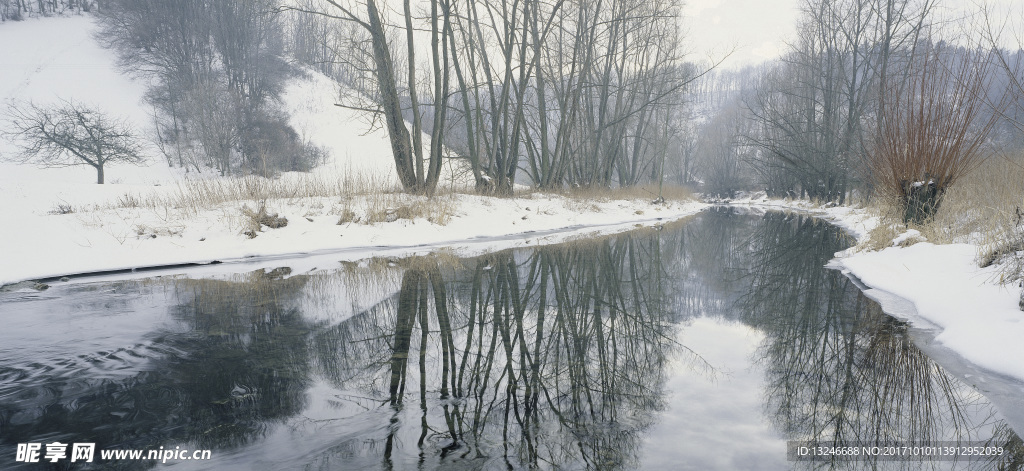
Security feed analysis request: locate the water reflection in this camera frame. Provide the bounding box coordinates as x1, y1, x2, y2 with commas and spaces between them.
0, 269, 315, 469
0, 209, 1022, 470
691, 209, 1024, 470
308, 233, 686, 469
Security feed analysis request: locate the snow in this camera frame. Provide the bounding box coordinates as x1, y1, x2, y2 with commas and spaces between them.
840, 244, 1024, 380
719, 191, 878, 239
0, 16, 150, 125
280, 70, 400, 186
890, 228, 924, 246
0, 188, 706, 286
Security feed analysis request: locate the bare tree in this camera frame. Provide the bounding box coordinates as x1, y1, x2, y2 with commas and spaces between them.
3, 101, 144, 184
869, 42, 1001, 223
290, 0, 452, 194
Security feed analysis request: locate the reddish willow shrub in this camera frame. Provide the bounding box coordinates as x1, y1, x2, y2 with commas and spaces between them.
870, 43, 1003, 224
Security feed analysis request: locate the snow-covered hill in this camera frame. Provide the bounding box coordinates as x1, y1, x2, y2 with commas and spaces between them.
0, 16, 167, 190
0, 14, 402, 190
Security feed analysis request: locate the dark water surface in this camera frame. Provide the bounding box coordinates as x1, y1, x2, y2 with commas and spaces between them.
1, 208, 1022, 470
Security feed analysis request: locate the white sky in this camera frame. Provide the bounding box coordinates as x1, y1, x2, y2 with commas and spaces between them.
682, 0, 1024, 69
682, 0, 801, 68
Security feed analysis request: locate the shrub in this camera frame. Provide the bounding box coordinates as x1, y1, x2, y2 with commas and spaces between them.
241, 112, 326, 176
241, 202, 288, 237
49, 203, 75, 215
869, 43, 1001, 224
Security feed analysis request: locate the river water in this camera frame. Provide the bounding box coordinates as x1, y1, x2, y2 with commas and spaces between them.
1, 208, 1021, 470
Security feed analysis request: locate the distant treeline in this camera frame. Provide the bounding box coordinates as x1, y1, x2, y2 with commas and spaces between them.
0, 0, 92, 21
679, 0, 1024, 207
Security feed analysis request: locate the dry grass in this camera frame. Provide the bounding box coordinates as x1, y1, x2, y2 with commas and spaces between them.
857, 194, 935, 252
48, 202, 74, 215
86, 165, 686, 238
90, 168, 459, 231
115, 193, 142, 208
169, 172, 397, 215
553, 183, 693, 214
918, 152, 1024, 276
861, 215, 906, 252
240, 201, 288, 238
95, 170, 400, 216
360, 193, 457, 225
93, 163, 690, 224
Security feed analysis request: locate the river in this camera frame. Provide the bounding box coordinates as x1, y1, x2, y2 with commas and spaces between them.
1, 208, 1021, 470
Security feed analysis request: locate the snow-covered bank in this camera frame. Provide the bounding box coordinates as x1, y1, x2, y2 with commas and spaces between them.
839, 244, 1024, 381
0, 16, 152, 131
725, 194, 1024, 385
0, 189, 706, 287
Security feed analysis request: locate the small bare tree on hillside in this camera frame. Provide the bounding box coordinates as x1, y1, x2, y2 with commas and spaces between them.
870, 43, 1001, 224
3, 101, 145, 184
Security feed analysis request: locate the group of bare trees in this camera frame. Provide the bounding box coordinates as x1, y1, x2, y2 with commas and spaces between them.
4, 0, 689, 190
96, 0, 323, 176
288, 0, 690, 195
681, 0, 1018, 222
11, 0, 1018, 210
744, 0, 938, 204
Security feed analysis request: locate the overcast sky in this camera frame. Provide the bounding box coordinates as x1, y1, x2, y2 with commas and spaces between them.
682, 0, 1024, 69
682, 0, 800, 67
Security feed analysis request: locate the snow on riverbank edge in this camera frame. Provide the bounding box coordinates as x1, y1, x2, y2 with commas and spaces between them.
727, 194, 1024, 386
0, 192, 707, 287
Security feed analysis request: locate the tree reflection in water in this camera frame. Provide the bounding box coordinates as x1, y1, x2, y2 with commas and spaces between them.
307, 209, 1023, 470
724, 209, 1024, 470
310, 232, 690, 470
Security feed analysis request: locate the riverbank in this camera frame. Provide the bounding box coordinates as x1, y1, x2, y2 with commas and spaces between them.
0, 175, 706, 287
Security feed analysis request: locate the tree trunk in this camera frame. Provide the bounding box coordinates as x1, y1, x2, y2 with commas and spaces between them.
365, 0, 417, 190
